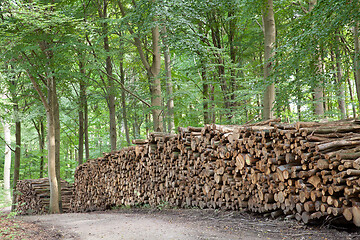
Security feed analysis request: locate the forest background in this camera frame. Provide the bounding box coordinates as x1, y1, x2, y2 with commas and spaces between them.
0, 0, 359, 212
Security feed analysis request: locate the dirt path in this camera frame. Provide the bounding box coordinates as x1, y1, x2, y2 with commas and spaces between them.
17, 209, 360, 240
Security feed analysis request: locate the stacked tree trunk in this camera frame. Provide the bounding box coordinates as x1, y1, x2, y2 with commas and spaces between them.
15, 178, 73, 214
71, 120, 360, 226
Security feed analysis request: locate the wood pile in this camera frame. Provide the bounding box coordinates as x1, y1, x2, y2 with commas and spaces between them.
15, 178, 72, 214
71, 119, 360, 226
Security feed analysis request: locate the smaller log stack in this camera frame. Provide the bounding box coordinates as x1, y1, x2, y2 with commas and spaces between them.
15, 178, 73, 214
71, 120, 360, 227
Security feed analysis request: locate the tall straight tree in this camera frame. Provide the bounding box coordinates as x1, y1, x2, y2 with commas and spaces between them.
118, 0, 163, 131
2, 117, 11, 203
97, 0, 117, 150
262, 0, 276, 120
162, 26, 175, 133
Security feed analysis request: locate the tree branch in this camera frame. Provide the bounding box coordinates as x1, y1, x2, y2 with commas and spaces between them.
99, 68, 151, 107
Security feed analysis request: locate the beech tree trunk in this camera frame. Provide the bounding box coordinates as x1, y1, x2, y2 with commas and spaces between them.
308, 0, 324, 117
78, 80, 85, 165
118, 0, 163, 132
119, 53, 131, 146
47, 80, 60, 213
149, 24, 163, 132
162, 26, 175, 133
11, 101, 21, 211
39, 118, 45, 178
334, 35, 346, 118
3, 118, 11, 203
27, 39, 61, 213
78, 59, 86, 164
33, 117, 45, 178
84, 99, 89, 159
101, 3, 117, 151
353, 23, 360, 109
262, 0, 276, 120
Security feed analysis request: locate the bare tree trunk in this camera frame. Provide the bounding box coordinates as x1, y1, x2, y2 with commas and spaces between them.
149, 24, 163, 132
78, 57, 86, 163
45, 77, 60, 214
162, 27, 175, 133
334, 35, 346, 118
99, 0, 117, 150
198, 23, 210, 124
3, 118, 11, 203
11, 104, 21, 211
33, 117, 45, 178
353, 23, 360, 109
262, 0, 276, 120
84, 99, 89, 159
119, 54, 131, 146
118, 0, 163, 131
39, 118, 45, 177
210, 83, 216, 123
202, 70, 210, 124
28, 39, 61, 213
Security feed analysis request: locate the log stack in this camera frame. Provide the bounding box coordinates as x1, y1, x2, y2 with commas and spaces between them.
71, 119, 360, 226
15, 178, 73, 214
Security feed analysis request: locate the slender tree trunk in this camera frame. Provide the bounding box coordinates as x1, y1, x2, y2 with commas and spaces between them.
39, 118, 45, 178
3, 119, 11, 203
262, 0, 276, 120
334, 36, 346, 118
119, 54, 131, 146
84, 99, 89, 159
198, 23, 210, 124
78, 68, 86, 164
11, 105, 21, 211
228, 9, 237, 113
353, 23, 360, 109
348, 78, 357, 118
209, 15, 232, 121
210, 83, 216, 123
149, 24, 163, 132
118, 0, 163, 131
314, 51, 325, 116
163, 34, 175, 133
48, 77, 61, 214
99, 1, 117, 150
202, 70, 209, 124
53, 77, 62, 212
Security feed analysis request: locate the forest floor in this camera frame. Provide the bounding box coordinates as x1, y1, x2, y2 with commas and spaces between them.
2, 207, 360, 239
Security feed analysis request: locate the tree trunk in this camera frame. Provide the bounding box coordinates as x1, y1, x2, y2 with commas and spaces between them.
228, 9, 237, 114
199, 23, 210, 124
99, 0, 117, 150
120, 53, 131, 146
84, 98, 89, 159
334, 35, 346, 118
353, 23, 360, 109
209, 14, 232, 121
39, 118, 45, 178
3, 119, 11, 203
28, 68, 60, 214
48, 77, 61, 214
117, 0, 163, 131
162, 26, 175, 133
33, 117, 45, 178
78, 58, 87, 164
262, 0, 276, 120
11, 105, 21, 211
149, 24, 163, 132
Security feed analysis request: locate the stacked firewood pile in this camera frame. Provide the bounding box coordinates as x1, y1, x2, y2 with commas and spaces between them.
15, 178, 73, 214
71, 119, 360, 226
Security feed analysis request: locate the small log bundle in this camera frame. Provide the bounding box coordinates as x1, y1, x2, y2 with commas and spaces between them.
15, 178, 72, 214
71, 119, 360, 226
